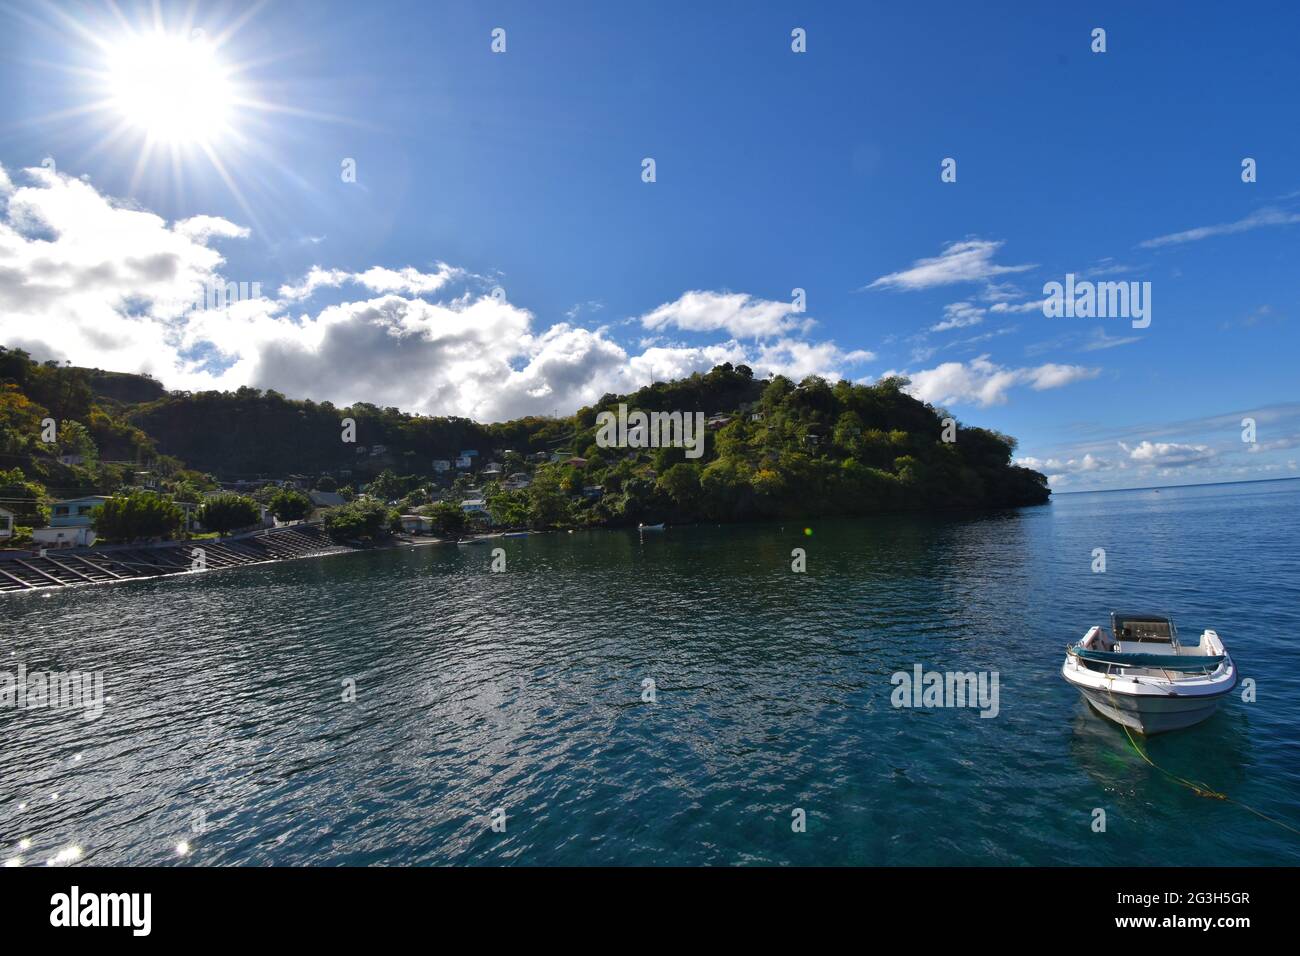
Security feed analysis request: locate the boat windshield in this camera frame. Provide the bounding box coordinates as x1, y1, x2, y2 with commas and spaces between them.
1110, 613, 1177, 645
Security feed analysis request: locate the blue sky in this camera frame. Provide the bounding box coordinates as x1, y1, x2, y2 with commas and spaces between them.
1, 0, 1298, 490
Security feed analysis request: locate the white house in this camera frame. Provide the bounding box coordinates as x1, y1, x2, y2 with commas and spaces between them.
0, 505, 14, 541
432, 459, 451, 473
32, 527, 97, 548
397, 514, 433, 534
461, 498, 488, 516
33, 494, 109, 548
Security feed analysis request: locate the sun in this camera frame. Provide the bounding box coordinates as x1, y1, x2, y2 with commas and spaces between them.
107, 32, 236, 145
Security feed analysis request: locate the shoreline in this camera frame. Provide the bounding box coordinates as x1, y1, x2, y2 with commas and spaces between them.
1, 506, 1047, 596
0, 523, 363, 596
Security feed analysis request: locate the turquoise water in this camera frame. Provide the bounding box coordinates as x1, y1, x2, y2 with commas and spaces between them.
3, 479, 1298, 865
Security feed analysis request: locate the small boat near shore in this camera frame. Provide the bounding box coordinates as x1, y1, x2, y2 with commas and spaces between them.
638, 523, 665, 531
1061, 612, 1237, 734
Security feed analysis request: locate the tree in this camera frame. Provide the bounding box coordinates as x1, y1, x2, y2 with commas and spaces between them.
197, 494, 261, 535
424, 500, 466, 536
526, 464, 569, 530
268, 488, 312, 522
656, 462, 701, 513
0, 468, 50, 526
91, 492, 184, 542
169, 479, 204, 504
322, 499, 390, 542
55, 419, 98, 463
365, 469, 405, 502
314, 474, 338, 492
486, 487, 529, 528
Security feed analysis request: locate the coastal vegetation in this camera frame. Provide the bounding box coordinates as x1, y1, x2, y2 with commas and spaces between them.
196, 494, 261, 536
90, 491, 183, 543
322, 499, 394, 543
0, 346, 1049, 545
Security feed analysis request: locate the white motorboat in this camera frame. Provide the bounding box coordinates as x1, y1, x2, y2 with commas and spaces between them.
1061, 612, 1237, 734
638, 522, 665, 531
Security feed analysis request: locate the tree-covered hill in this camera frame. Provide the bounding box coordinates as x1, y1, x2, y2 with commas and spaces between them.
1, 347, 1049, 536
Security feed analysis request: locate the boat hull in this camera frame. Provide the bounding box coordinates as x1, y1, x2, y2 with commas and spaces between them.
1073, 683, 1229, 734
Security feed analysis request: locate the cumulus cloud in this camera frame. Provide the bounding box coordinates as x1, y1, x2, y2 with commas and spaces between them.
1119, 440, 1216, 467
173, 216, 251, 243
866, 239, 1036, 292
0, 164, 244, 374
885, 355, 1098, 407
1015, 453, 1113, 473
1139, 207, 1300, 249
278, 262, 463, 300
0, 163, 876, 423
638, 289, 807, 339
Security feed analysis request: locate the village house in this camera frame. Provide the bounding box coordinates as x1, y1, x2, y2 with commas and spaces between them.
309, 490, 346, 509
0, 505, 14, 541
397, 514, 433, 534
32, 495, 111, 549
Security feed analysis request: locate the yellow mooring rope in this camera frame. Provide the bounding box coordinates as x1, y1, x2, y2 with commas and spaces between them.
1105, 677, 1300, 837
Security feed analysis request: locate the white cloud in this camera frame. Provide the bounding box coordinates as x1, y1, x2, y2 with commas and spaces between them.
931, 301, 984, 332
866, 239, 1035, 292
0, 163, 878, 423
1120, 440, 1216, 467
0, 164, 244, 376
1080, 328, 1142, 351
1015, 453, 1113, 473
988, 299, 1044, 314
173, 215, 251, 243
886, 355, 1098, 407
278, 262, 463, 300
638, 289, 806, 339
1139, 207, 1300, 248
1025, 363, 1098, 390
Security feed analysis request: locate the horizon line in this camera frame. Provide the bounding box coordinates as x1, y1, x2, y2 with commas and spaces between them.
1054, 475, 1300, 496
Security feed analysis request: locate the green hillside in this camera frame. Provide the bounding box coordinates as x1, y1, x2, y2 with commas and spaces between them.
0, 346, 1049, 539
